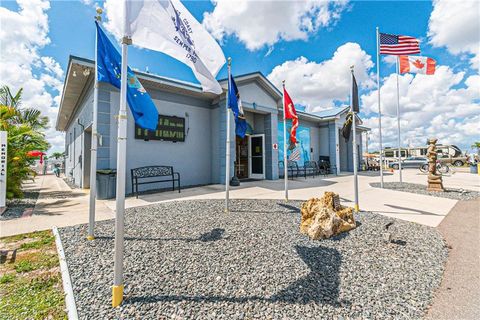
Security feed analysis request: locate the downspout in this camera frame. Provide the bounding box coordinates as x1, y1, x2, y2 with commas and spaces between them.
78, 119, 85, 188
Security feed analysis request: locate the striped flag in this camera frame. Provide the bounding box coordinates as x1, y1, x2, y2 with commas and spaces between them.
379, 33, 420, 55
289, 147, 301, 161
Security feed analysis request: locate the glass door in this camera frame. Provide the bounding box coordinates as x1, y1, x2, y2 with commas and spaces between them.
248, 134, 265, 179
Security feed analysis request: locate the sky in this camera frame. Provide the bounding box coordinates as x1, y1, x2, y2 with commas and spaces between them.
0, 0, 479, 154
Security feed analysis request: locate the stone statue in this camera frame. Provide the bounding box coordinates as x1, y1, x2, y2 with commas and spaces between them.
300, 192, 356, 240
426, 138, 444, 192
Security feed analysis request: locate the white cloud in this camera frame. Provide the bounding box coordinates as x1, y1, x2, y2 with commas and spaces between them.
102, 0, 123, 40
203, 0, 348, 51
382, 55, 397, 65
267, 42, 375, 111
428, 0, 480, 69
0, 0, 64, 153
361, 67, 480, 151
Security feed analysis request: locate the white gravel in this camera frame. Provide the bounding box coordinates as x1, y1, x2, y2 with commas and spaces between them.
370, 182, 480, 201
59, 199, 447, 319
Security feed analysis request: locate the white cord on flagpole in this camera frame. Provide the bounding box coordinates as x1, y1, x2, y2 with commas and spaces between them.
376, 27, 384, 188
282, 81, 288, 202
225, 57, 231, 213
351, 66, 359, 212
87, 9, 102, 241
395, 56, 402, 183
112, 1, 130, 308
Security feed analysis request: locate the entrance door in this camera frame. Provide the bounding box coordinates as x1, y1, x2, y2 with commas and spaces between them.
248, 134, 265, 179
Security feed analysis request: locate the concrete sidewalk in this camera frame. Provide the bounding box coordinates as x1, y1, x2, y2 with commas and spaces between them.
0, 175, 113, 237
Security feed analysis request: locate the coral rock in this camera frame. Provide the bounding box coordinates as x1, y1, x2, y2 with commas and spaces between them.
300, 192, 356, 240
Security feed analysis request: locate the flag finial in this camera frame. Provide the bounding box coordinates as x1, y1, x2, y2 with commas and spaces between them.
95, 7, 103, 22
282, 80, 285, 87
228, 57, 232, 66
350, 65, 354, 72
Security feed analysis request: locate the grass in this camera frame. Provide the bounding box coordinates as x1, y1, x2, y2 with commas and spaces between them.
0, 230, 67, 320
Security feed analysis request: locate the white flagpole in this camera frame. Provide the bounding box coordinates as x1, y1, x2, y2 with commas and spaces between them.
376, 27, 384, 188
225, 57, 231, 212
395, 56, 403, 183
87, 9, 102, 241
282, 80, 288, 201
351, 66, 359, 212
112, 1, 130, 308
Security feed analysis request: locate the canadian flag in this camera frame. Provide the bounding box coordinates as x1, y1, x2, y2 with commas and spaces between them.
399, 55, 436, 75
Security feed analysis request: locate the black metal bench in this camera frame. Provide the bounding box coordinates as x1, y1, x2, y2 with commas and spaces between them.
279, 161, 298, 179
131, 166, 180, 198
318, 156, 337, 175
303, 161, 318, 178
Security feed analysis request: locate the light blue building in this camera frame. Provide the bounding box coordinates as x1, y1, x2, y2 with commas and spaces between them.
56, 56, 369, 193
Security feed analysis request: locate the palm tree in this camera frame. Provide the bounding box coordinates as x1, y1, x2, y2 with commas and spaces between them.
51, 152, 65, 159
0, 85, 49, 129
0, 86, 22, 108
0, 85, 50, 198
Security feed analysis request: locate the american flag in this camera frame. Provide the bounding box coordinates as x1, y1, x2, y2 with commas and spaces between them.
289, 148, 301, 161
380, 33, 420, 55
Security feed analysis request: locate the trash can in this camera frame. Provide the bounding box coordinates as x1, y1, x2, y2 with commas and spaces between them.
96, 169, 117, 199
470, 164, 478, 174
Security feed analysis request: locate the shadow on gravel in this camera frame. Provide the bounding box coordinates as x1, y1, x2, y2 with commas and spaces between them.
126, 245, 342, 307
95, 228, 227, 243
276, 203, 300, 213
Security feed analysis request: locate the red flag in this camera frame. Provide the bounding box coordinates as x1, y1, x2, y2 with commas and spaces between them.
399, 55, 436, 75
283, 88, 298, 146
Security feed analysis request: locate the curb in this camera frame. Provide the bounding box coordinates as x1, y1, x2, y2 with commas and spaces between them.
52, 227, 79, 320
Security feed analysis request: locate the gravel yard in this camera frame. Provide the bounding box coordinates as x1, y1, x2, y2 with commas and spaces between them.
370, 182, 480, 200
60, 199, 447, 319
0, 191, 39, 221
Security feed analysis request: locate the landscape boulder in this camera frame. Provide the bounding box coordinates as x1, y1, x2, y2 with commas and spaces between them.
300, 192, 356, 240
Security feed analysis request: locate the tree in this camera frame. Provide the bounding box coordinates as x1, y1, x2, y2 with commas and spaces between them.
51, 152, 65, 160
0, 85, 50, 198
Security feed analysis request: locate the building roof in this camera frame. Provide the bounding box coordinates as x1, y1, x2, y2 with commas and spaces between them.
311, 107, 350, 118
56, 55, 370, 133
56, 56, 283, 131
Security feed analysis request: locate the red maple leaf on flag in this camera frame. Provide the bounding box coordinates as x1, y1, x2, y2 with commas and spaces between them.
412, 59, 425, 69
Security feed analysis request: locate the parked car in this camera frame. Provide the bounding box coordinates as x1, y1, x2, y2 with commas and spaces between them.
437, 154, 467, 167
389, 157, 427, 169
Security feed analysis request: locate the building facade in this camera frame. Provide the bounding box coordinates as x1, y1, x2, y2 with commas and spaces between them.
56, 56, 369, 194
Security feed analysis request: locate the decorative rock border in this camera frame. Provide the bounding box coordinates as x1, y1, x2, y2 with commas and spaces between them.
53, 227, 78, 320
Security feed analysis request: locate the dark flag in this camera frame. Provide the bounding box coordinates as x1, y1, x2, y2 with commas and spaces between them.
228, 73, 247, 138
342, 112, 353, 142
352, 73, 359, 113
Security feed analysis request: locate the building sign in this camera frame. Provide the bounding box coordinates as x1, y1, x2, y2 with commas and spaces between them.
0, 131, 7, 208
135, 115, 185, 142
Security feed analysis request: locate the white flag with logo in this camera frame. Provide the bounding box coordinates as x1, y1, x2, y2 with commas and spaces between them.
125, 0, 226, 94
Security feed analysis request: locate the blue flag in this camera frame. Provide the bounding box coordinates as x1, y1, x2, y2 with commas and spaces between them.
95, 22, 158, 131
227, 74, 247, 138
